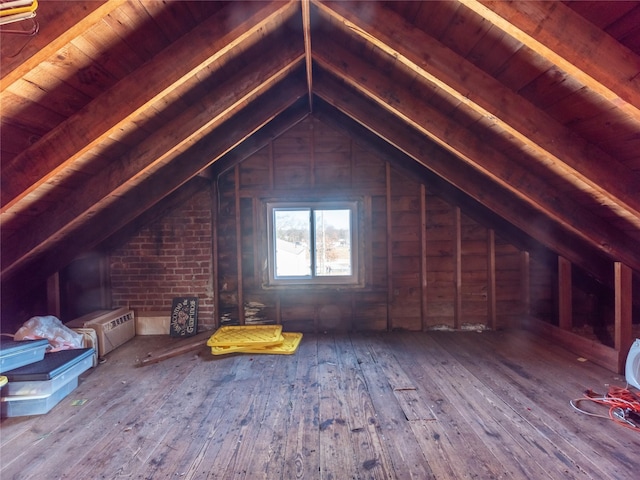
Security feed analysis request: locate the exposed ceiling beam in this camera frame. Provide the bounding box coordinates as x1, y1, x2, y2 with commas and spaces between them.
1, 76, 309, 283
302, 0, 314, 111
463, 0, 640, 119
1, 51, 306, 279
313, 76, 618, 279
313, 97, 612, 282
313, 43, 640, 270
0, 0, 128, 89
315, 0, 640, 228
1, 0, 299, 213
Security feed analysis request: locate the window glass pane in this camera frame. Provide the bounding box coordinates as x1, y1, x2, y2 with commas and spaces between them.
314, 209, 352, 276
274, 209, 311, 277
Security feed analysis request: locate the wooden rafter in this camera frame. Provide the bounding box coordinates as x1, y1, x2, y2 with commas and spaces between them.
313, 72, 639, 275
0, 0, 128, 89
0, 0, 298, 214
301, 0, 314, 111
2, 78, 309, 284
1, 50, 306, 279
315, 0, 640, 228
312, 43, 640, 272
464, 0, 640, 120
312, 93, 611, 283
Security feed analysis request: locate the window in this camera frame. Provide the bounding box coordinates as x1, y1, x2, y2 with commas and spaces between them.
266, 201, 359, 285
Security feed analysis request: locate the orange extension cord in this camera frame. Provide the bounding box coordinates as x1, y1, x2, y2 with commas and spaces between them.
570, 385, 640, 431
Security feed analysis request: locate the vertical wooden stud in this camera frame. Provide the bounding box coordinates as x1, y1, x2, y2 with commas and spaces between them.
349, 138, 354, 189
252, 197, 260, 287
615, 262, 633, 373
235, 165, 245, 325
487, 229, 496, 330
310, 120, 316, 187
46, 272, 61, 318
350, 292, 355, 333
365, 195, 373, 287
211, 181, 220, 328
453, 206, 461, 330
558, 256, 572, 330
520, 251, 530, 317
386, 163, 393, 331
268, 139, 274, 190
420, 184, 428, 331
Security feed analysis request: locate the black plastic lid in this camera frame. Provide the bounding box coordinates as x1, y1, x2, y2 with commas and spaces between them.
3, 348, 94, 381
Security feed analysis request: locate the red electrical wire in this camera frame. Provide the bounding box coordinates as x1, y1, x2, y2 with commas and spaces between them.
570, 385, 640, 431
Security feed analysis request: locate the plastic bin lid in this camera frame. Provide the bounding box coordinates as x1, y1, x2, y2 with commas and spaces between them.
0, 338, 49, 355
207, 325, 283, 347
3, 348, 94, 381
210, 332, 303, 356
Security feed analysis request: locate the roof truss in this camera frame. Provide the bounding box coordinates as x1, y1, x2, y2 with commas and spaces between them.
1, 0, 638, 288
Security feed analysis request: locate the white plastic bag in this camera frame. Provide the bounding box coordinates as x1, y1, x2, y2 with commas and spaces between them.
14, 315, 83, 351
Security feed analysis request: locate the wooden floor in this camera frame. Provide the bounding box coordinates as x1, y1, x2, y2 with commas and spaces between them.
1, 329, 639, 479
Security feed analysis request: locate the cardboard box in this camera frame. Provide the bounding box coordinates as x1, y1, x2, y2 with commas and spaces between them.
135, 311, 170, 335
70, 328, 99, 366
66, 308, 135, 357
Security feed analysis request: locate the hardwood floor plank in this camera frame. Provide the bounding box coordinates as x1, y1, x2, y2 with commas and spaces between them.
366, 334, 506, 479
336, 335, 396, 478
0, 336, 193, 478
74, 351, 240, 478
366, 339, 436, 422
431, 330, 640, 480
165, 354, 280, 479
350, 335, 435, 479
281, 335, 321, 480
391, 333, 574, 479
215, 389, 275, 478
2, 330, 638, 480
317, 335, 360, 479
467, 329, 632, 431
236, 352, 302, 480
64, 353, 219, 478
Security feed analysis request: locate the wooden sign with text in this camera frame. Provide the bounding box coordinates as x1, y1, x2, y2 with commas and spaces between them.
170, 297, 199, 337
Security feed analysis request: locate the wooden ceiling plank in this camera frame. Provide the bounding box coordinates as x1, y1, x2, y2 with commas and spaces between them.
2, 79, 309, 284
69, 17, 141, 80
315, 0, 640, 226
1, 0, 298, 213
1, 52, 305, 275
5, 70, 92, 120
0, 0, 128, 89
101, 1, 170, 61
33, 41, 119, 99
313, 75, 640, 274
465, 0, 640, 118
312, 49, 640, 271
314, 42, 581, 226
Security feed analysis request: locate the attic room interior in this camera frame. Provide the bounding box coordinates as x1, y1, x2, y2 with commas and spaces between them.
1, 0, 639, 478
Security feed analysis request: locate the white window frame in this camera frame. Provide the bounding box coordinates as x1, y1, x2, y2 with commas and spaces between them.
266, 201, 360, 286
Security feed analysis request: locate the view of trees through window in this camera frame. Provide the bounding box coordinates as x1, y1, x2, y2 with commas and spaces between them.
273, 207, 352, 278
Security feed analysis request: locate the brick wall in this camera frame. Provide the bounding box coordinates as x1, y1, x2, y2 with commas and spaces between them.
110, 188, 215, 330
